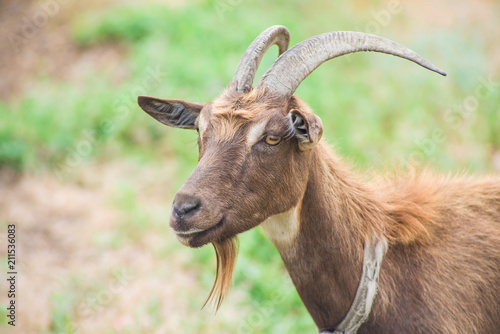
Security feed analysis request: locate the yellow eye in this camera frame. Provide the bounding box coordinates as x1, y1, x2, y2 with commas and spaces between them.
265, 135, 281, 146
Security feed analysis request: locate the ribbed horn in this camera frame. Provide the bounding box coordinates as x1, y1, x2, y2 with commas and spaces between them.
232, 25, 290, 93
257, 31, 446, 97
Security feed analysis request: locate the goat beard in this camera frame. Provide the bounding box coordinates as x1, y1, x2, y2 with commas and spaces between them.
203, 237, 239, 311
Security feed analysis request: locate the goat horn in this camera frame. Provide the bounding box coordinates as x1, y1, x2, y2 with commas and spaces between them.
232, 25, 290, 93
257, 31, 446, 97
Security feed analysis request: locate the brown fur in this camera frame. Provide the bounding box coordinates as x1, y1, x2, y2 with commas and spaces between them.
200, 87, 286, 143
282, 143, 500, 333
138, 86, 500, 333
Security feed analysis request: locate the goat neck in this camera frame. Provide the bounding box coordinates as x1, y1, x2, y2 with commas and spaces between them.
262, 142, 386, 329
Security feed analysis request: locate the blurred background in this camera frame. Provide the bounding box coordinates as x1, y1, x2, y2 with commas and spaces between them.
0, 0, 498, 333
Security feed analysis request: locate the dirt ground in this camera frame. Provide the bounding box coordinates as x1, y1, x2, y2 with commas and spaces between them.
0, 0, 127, 103
0, 159, 251, 333
0, 1, 245, 332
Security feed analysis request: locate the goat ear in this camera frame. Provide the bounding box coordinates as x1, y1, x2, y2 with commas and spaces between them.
137, 96, 204, 129
290, 109, 323, 151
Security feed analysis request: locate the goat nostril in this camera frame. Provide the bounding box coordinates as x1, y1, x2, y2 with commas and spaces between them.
182, 201, 200, 214
174, 198, 201, 217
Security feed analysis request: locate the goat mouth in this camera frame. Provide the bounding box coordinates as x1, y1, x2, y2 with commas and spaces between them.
175, 217, 226, 246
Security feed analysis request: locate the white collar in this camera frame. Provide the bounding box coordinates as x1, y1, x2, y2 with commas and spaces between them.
319, 235, 388, 334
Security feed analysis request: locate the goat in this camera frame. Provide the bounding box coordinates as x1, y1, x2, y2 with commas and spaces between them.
137, 26, 500, 333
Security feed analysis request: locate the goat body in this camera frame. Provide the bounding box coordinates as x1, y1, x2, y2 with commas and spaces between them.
137, 26, 500, 333
263, 142, 500, 333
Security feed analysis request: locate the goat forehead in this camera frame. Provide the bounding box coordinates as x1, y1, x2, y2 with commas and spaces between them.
208, 112, 251, 143
199, 99, 288, 144
199, 108, 264, 143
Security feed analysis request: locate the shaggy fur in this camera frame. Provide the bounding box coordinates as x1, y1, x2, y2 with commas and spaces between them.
286, 143, 500, 333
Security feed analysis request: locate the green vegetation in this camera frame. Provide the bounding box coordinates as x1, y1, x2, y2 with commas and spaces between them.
1, 0, 498, 333
2, 1, 499, 174
2, 2, 498, 175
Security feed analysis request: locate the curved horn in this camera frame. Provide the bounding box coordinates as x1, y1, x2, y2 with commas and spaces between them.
232, 25, 290, 93
257, 31, 446, 97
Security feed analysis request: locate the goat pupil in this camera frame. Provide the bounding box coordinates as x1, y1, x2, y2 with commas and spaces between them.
266, 136, 281, 145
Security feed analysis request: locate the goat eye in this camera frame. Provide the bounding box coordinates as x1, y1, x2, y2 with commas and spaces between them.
265, 135, 281, 146
196, 127, 200, 133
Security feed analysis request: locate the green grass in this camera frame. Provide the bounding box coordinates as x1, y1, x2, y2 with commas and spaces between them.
1, 0, 499, 333
50, 292, 78, 333
2, 1, 498, 174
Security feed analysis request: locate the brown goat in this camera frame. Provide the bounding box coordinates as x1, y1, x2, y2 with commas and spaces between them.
137, 26, 500, 333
